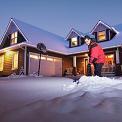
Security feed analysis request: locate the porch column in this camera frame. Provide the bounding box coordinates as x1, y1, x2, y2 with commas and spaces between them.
116, 47, 120, 64
73, 56, 77, 76
73, 56, 76, 67
24, 46, 27, 75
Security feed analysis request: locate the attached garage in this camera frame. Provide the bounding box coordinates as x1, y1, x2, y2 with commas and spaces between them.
29, 52, 62, 76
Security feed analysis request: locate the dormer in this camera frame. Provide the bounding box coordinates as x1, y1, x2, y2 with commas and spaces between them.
1, 18, 26, 49
90, 20, 118, 42
65, 28, 84, 48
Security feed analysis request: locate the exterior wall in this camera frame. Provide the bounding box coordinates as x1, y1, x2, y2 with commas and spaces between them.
62, 57, 73, 76
77, 57, 85, 75
0, 48, 24, 76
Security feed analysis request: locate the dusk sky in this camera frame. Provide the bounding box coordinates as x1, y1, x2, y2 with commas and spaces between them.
0, 0, 122, 38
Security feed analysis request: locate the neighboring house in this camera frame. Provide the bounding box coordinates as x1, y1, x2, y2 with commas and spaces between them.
0, 18, 122, 77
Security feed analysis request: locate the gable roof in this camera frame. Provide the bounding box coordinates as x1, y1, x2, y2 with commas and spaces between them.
1, 18, 122, 55
1, 18, 69, 54
65, 28, 84, 40
90, 20, 118, 34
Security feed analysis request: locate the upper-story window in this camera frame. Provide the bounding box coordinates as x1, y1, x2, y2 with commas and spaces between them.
98, 31, 106, 41
11, 32, 18, 45
71, 37, 78, 47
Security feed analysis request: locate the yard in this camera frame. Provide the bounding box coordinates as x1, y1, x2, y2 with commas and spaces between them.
0, 76, 122, 122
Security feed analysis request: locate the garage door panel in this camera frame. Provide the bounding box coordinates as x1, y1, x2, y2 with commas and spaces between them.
29, 53, 62, 76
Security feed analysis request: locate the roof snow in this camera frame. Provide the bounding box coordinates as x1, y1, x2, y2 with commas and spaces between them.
1, 18, 122, 55
12, 18, 69, 54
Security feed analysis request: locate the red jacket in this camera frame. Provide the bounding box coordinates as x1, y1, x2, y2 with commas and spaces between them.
88, 41, 105, 64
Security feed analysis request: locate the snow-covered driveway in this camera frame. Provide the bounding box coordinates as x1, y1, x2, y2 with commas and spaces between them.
0, 76, 122, 122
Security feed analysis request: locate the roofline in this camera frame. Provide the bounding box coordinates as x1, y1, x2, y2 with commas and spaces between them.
0, 41, 121, 55
90, 20, 112, 34
0, 42, 27, 54
11, 18, 29, 42
65, 28, 84, 40
1, 18, 12, 42
1, 18, 29, 45
111, 27, 119, 34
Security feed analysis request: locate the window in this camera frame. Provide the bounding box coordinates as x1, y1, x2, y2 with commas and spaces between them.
11, 32, 18, 45
71, 37, 78, 47
12, 52, 18, 70
98, 31, 106, 41
0, 55, 4, 71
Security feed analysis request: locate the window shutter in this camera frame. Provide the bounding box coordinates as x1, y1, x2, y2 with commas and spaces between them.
93, 32, 97, 41
106, 29, 110, 41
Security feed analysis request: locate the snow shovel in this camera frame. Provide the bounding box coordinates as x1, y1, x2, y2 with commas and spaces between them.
87, 63, 92, 76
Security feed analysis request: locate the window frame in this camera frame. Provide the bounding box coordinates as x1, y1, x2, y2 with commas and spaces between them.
11, 31, 18, 45
71, 37, 78, 47
12, 51, 19, 70
0, 55, 4, 71
97, 30, 106, 41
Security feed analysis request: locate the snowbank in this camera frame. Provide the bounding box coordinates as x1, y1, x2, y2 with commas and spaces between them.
63, 76, 122, 93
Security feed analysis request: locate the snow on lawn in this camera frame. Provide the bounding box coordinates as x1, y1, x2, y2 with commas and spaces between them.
0, 76, 122, 122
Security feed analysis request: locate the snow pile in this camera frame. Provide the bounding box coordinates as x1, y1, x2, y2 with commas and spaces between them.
63, 76, 122, 93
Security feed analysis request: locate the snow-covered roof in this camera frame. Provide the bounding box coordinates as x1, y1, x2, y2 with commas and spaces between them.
11, 18, 69, 54
65, 28, 84, 40
1, 18, 122, 55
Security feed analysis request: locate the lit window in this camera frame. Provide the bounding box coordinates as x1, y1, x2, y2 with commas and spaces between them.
98, 31, 106, 41
11, 32, 18, 45
71, 37, 78, 47
41, 56, 46, 60
47, 57, 53, 61
0, 55, 4, 71
30, 54, 39, 59
12, 52, 18, 70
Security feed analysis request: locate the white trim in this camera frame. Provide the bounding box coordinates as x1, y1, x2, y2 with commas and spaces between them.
1, 18, 29, 46
65, 28, 84, 40
111, 27, 119, 34
1, 18, 13, 42
0, 42, 27, 54
90, 20, 112, 34
12, 19, 29, 42
73, 56, 76, 67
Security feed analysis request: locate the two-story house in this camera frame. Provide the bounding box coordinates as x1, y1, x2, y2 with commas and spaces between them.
0, 18, 122, 77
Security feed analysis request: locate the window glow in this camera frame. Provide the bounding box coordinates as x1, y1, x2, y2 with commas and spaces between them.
0, 55, 4, 71
30, 55, 39, 59
47, 57, 53, 61
71, 37, 78, 47
41, 56, 46, 60
12, 52, 18, 70
98, 31, 106, 41
11, 32, 18, 45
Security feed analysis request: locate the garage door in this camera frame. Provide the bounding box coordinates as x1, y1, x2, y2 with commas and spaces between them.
29, 52, 62, 76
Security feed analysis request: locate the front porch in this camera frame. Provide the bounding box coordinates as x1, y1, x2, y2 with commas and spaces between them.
63, 48, 122, 77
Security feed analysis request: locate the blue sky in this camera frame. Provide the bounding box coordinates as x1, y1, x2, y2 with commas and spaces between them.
0, 0, 122, 38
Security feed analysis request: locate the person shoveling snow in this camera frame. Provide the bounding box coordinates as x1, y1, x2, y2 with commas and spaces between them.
73, 34, 105, 84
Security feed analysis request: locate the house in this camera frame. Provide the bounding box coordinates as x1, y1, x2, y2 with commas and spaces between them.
0, 18, 122, 77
